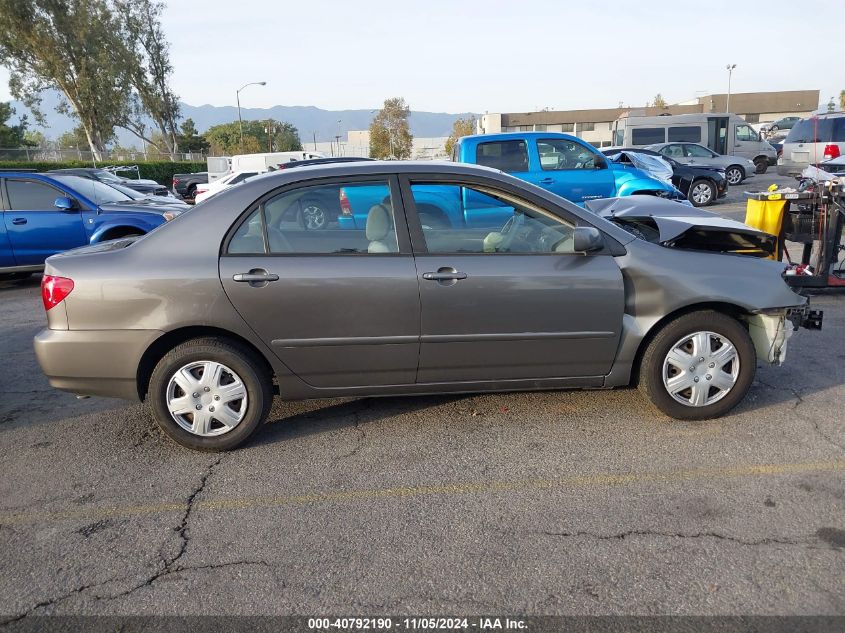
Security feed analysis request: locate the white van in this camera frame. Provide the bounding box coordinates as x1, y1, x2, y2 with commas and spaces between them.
613, 113, 777, 174
230, 151, 325, 173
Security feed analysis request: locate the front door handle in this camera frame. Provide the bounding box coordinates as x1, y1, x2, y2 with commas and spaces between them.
422, 267, 467, 286
11, 217, 27, 225
539, 178, 554, 185
233, 269, 279, 286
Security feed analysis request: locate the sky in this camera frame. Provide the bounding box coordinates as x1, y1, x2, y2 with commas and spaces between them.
0, 0, 841, 114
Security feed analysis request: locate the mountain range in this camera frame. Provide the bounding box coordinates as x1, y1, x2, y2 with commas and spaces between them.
7, 91, 475, 146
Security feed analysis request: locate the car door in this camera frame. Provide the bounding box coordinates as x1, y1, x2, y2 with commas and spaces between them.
401, 175, 625, 385
683, 143, 719, 167
219, 176, 421, 389
523, 138, 616, 203
733, 123, 759, 159
2, 178, 89, 266
659, 143, 688, 165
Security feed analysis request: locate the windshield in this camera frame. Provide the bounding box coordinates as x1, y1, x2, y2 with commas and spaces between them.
92, 170, 124, 183
51, 175, 133, 205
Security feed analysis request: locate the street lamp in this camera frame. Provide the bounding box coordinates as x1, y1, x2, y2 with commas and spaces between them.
725, 64, 736, 113
236, 81, 266, 153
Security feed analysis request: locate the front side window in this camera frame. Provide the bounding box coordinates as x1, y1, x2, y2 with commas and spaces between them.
735, 125, 759, 142
227, 181, 398, 255
537, 139, 599, 170
475, 141, 529, 172
409, 182, 575, 255
6, 180, 64, 210
685, 144, 715, 158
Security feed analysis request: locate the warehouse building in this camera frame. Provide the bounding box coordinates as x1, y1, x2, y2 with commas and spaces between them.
478, 90, 821, 147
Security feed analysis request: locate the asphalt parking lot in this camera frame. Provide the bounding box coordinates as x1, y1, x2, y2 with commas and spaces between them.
1, 173, 843, 620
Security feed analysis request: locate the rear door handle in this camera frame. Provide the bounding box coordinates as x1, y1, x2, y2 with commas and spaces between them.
233, 270, 279, 283
539, 178, 554, 185
11, 218, 27, 225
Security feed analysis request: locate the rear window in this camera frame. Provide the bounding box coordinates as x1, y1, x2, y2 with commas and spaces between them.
475, 141, 529, 172
785, 117, 845, 143
668, 126, 702, 143
631, 128, 665, 145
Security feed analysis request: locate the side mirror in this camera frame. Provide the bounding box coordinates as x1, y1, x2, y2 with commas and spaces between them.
573, 226, 604, 253
593, 155, 608, 169
54, 196, 76, 211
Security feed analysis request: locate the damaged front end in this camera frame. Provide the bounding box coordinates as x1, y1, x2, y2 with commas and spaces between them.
585, 196, 776, 257
743, 306, 823, 365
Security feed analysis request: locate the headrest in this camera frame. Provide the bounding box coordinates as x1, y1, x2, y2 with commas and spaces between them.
366, 204, 392, 241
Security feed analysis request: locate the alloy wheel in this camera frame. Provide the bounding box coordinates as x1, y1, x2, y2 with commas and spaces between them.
690, 182, 713, 205
302, 204, 327, 230
726, 168, 743, 185
661, 331, 739, 407
166, 361, 248, 436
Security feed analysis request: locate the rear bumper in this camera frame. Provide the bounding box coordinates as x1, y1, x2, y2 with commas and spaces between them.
34, 328, 163, 401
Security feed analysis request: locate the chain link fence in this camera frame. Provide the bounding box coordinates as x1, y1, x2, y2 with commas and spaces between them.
0, 147, 209, 163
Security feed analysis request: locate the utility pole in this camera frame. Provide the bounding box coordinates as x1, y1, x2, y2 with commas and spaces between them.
725, 64, 736, 113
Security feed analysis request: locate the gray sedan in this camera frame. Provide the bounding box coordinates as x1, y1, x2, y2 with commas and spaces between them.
647, 142, 757, 185
34, 162, 821, 451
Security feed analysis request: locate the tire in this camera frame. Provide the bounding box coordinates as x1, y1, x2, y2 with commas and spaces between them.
186, 184, 197, 200
688, 179, 716, 207
754, 158, 768, 175
638, 310, 756, 420
725, 166, 745, 186
0, 272, 32, 282
148, 337, 272, 451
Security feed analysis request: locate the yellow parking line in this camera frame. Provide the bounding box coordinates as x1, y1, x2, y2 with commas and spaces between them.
2, 459, 843, 526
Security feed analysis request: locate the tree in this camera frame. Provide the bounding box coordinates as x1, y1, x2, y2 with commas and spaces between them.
56, 125, 92, 149
369, 97, 412, 159
444, 116, 475, 157
828, 98, 836, 113
0, 0, 131, 160
23, 130, 47, 147
840, 90, 845, 111
652, 93, 667, 108
112, 0, 181, 159
0, 102, 30, 147
205, 119, 302, 155
177, 118, 209, 153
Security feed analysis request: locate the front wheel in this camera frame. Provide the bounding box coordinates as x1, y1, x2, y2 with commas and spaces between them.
638, 311, 756, 420
688, 180, 716, 207
148, 337, 272, 451
725, 166, 745, 186
300, 200, 331, 230
754, 158, 769, 175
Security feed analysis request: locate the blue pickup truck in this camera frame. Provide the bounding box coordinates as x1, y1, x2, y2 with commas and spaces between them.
338, 132, 686, 229
0, 172, 183, 279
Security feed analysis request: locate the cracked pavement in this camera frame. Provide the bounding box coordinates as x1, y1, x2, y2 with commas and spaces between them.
1, 264, 844, 619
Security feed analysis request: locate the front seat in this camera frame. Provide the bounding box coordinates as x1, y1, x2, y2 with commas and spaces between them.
366, 204, 395, 253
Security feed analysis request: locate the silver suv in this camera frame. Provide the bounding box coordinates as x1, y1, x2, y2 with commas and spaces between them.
777, 113, 845, 176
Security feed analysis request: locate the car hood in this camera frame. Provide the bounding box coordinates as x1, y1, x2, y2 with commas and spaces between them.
585, 196, 776, 257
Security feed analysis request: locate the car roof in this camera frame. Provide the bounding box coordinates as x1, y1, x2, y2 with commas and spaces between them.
458, 131, 588, 144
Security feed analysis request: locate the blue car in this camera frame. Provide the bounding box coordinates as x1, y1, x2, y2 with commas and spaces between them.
1, 172, 183, 278
338, 132, 687, 230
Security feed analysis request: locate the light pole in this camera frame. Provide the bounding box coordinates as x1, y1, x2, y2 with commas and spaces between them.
236, 81, 266, 153
725, 64, 736, 113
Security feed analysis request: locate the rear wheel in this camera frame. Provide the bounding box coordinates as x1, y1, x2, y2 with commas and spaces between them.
148, 337, 272, 451
754, 158, 769, 174
638, 310, 756, 420
725, 166, 744, 186
688, 179, 716, 207
186, 184, 197, 201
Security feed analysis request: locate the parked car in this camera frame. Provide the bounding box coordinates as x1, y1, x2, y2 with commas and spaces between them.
0, 172, 181, 280
613, 112, 777, 174
601, 148, 727, 207
171, 172, 208, 201
47, 168, 172, 198
272, 156, 373, 170
646, 142, 757, 186
107, 182, 190, 208
763, 117, 801, 134
777, 113, 845, 176
34, 161, 821, 451
766, 133, 788, 158
194, 170, 262, 204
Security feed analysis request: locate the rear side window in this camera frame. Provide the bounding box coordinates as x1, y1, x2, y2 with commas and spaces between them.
6, 180, 62, 211
475, 141, 529, 172
227, 181, 398, 255
668, 126, 702, 143
631, 128, 665, 145
786, 117, 845, 143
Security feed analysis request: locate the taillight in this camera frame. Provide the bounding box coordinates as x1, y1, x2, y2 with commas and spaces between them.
41, 275, 74, 311
339, 188, 352, 216
823, 144, 841, 159
172, 177, 180, 186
